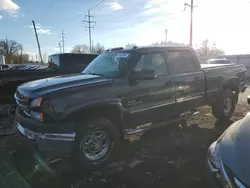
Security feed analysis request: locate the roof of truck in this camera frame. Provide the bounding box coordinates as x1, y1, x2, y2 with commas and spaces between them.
105, 45, 191, 54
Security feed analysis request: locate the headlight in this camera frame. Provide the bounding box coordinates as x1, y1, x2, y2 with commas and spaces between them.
30, 97, 43, 108
208, 141, 221, 169
30, 111, 44, 121
30, 97, 44, 121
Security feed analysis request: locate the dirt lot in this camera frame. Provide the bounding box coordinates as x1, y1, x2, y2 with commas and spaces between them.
0, 90, 249, 188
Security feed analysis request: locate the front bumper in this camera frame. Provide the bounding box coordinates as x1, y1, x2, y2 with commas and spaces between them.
14, 108, 76, 155
206, 156, 248, 188
205, 158, 221, 188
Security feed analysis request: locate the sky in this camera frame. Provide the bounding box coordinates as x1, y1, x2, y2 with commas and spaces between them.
1, 0, 250, 58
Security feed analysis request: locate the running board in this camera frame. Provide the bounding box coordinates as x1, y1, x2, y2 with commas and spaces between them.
125, 109, 200, 135
125, 119, 179, 135
180, 109, 199, 120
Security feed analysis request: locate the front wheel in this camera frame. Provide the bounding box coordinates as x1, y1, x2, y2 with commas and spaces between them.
212, 90, 236, 120
74, 118, 121, 170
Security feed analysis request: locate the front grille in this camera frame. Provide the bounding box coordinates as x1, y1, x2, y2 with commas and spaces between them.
14, 91, 29, 109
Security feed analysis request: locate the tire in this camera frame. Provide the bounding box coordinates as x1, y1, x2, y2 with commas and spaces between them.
212, 89, 236, 120
74, 117, 121, 170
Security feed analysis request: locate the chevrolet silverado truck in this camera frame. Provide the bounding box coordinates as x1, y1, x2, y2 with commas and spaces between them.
0, 53, 97, 105
14, 46, 246, 169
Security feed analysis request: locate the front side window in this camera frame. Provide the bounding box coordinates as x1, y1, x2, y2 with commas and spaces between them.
83, 52, 130, 78
134, 52, 168, 76
168, 50, 198, 74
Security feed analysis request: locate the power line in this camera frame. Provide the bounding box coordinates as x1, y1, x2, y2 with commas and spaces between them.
83, 10, 96, 53
96, 1, 169, 23
44, 0, 58, 12
59, 30, 66, 53
89, 0, 106, 11
67, 0, 107, 24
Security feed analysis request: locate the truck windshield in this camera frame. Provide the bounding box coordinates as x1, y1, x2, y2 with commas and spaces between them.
83, 52, 130, 78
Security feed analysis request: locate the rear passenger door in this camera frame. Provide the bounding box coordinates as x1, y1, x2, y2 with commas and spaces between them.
167, 49, 205, 113
125, 52, 176, 128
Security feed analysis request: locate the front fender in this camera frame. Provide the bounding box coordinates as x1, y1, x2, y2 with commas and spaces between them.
61, 98, 124, 120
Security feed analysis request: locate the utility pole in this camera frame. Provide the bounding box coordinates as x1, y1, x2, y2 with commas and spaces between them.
83, 10, 95, 53
92, 40, 94, 53
164, 29, 168, 45
60, 30, 66, 53
184, 0, 194, 47
58, 42, 62, 53
20, 48, 23, 64
32, 20, 43, 63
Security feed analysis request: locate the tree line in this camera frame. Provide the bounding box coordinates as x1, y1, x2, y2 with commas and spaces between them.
72, 39, 225, 58
0, 38, 225, 64
0, 39, 28, 64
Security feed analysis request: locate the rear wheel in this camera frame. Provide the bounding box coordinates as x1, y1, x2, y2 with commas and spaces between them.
74, 117, 121, 170
212, 89, 236, 120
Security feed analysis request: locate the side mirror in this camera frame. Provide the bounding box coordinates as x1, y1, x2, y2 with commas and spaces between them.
130, 69, 156, 80
247, 96, 250, 105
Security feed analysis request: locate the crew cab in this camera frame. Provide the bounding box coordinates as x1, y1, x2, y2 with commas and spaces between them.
14, 46, 246, 169
0, 53, 97, 105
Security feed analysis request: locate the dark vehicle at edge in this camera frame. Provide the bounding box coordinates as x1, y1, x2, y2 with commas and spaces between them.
14, 46, 246, 169
206, 97, 250, 188
0, 53, 97, 105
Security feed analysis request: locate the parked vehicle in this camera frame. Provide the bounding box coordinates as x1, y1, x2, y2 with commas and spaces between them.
0, 53, 97, 105
14, 46, 246, 169
206, 96, 250, 188
0, 64, 9, 70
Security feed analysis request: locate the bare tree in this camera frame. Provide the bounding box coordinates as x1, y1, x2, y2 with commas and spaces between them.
0, 38, 22, 64
152, 41, 184, 46
125, 43, 137, 48
92, 43, 105, 54
196, 39, 225, 57
71, 44, 89, 53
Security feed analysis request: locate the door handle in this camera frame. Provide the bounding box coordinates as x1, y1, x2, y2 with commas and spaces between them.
194, 76, 202, 80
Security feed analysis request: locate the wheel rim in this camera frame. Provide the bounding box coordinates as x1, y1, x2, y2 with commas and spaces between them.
223, 97, 233, 114
80, 130, 111, 161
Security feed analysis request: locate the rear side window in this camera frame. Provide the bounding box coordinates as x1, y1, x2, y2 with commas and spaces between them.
168, 50, 198, 74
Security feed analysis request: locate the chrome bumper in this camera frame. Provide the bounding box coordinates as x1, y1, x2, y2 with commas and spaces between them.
16, 122, 75, 142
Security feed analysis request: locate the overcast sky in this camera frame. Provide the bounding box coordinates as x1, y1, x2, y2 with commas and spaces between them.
1, 0, 250, 56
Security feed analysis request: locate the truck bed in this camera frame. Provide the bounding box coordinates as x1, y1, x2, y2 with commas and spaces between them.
201, 63, 238, 69
201, 63, 246, 104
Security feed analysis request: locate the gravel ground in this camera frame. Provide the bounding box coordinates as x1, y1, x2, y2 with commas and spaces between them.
0, 89, 249, 188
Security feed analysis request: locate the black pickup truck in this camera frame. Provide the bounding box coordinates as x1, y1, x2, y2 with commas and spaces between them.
14, 46, 246, 169
0, 53, 97, 105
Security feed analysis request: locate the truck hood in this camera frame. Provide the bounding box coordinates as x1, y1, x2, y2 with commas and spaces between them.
219, 114, 250, 186
17, 74, 113, 98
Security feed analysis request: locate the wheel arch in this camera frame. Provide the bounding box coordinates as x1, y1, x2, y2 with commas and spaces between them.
64, 100, 126, 136
222, 77, 239, 92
